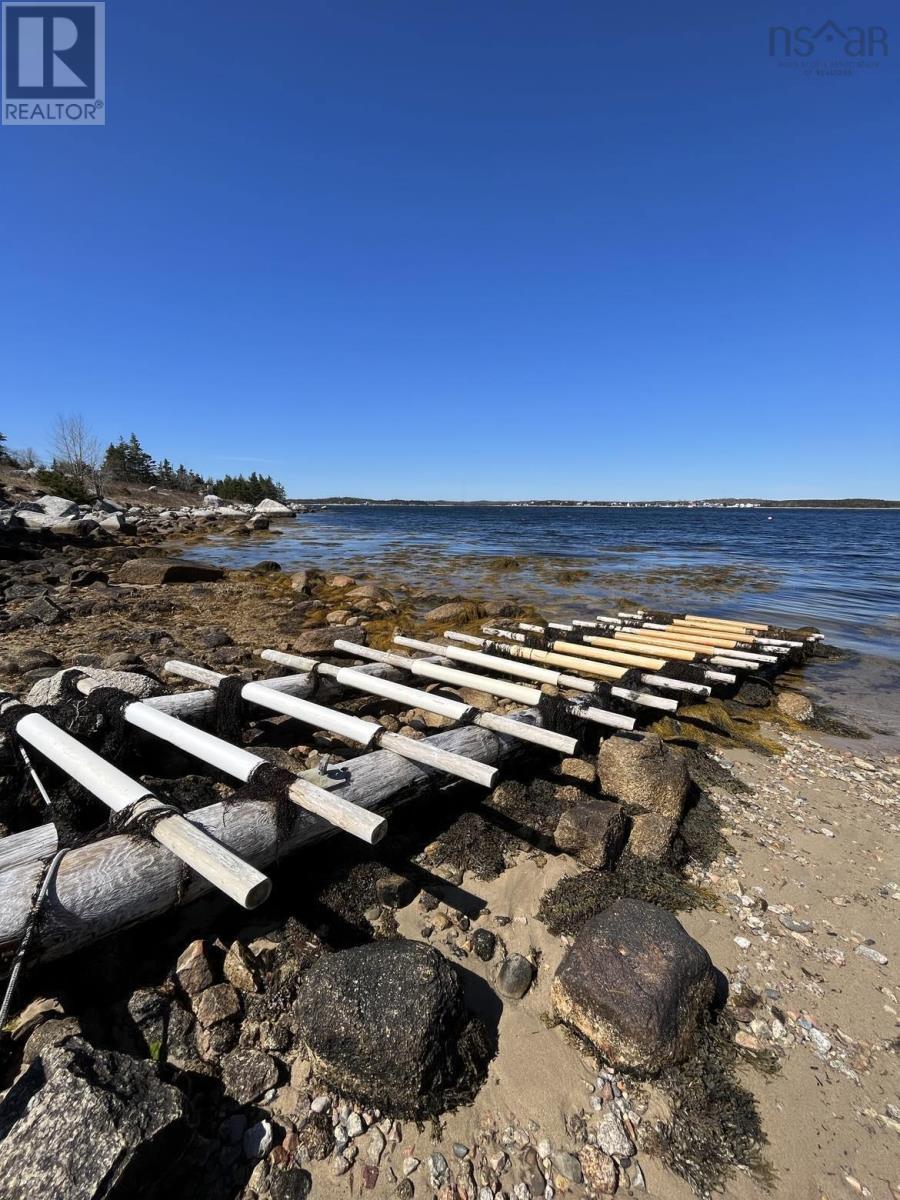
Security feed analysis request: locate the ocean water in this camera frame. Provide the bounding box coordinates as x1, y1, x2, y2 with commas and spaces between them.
184, 505, 900, 742
190, 505, 900, 656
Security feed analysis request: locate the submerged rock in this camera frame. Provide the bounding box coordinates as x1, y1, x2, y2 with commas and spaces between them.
0, 1036, 186, 1199
597, 734, 690, 820
293, 939, 493, 1117
551, 898, 716, 1073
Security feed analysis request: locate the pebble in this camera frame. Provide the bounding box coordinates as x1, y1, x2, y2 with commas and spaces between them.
734, 936, 752, 950
346, 1112, 365, 1138
310, 1094, 330, 1113
579, 1145, 618, 1195
551, 1151, 583, 1183
453, 1142, 469, 1159
366, 1128, 386, 1165
472, 929, 497, 961
332, 1154, 352, 1176
855, 944, 888, 965
495, 954, 535, 999
596, 1111, 635, 1158
243, 1119, 273, 1161
429, 1152, 449, 1189
779, 915, 813, 933
402, 1156, 420, 1177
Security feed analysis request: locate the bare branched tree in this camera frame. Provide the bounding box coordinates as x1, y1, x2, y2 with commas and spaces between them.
51, 414, 102, 493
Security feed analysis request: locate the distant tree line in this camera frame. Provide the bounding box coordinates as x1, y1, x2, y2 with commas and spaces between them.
101, 432, 286, 501
2, 421, 286, 505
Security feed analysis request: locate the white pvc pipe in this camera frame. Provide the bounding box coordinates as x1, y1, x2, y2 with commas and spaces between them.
711, 656, 759, 670
427, 634, 575, 685
14, 713, 271, 909
122, 700, 261, 782
262, 650, 578, 756
17, 713, 151, 813
88, 687, 385, 845
610, 688, 677, 712
240, 682, 383, 747
164, 662, 497, 788
574, 705, 636, 731
641, 674, 711, 697
326, 643, 541, 706
335, 667, 474, 721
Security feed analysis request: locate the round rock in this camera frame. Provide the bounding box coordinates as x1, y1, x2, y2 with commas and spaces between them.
495, 953, 534, 1000
293, 939, 492, 1117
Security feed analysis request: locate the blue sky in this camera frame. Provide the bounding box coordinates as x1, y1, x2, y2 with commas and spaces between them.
1, 0, 897, 499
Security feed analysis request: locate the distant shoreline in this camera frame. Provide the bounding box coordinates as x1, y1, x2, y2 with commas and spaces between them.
288, 499, 900, 510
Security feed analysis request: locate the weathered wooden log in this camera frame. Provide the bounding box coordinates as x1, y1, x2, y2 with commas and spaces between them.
15, 713, 272, 909
614, 618, 800, 653
262, 649, 580, 755
615, 629, 778, 663
0, 718, 533, 968
458, 628, 739, 686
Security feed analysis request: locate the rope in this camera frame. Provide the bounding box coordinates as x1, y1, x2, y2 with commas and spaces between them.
107, 797, 187, 838
0, 848, 66, 1035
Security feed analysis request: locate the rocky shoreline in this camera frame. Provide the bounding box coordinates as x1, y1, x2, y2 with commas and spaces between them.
0, 495, 897, 1200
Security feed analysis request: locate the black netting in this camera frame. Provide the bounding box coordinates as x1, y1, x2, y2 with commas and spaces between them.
214, 674, 246, 744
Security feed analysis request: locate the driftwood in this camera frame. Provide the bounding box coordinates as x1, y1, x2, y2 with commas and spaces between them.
0, 718, 532, 969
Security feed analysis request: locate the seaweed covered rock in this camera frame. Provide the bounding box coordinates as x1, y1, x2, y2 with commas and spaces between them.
551, 898, 715, 1073
293, 939, 492, 1116
627, 811, 678, 863
597, 734, 690, 820
0, 1036, 186, 1199
776, 691, 814, 722
554, 798, 628, 868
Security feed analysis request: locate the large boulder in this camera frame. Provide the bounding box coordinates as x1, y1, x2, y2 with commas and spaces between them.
0, 1036, 187, 1199
98, 512, 131, 532
554, 799, 628, 868
291, 624, 366, 654
597, 734, 690, 820
551, 899, 716, 1073
293, 939, 492, 1117
37, 495, 80, 520
254, 498, 294, 516
15, 510, 63, 530
424, 601, 484, 624
25, 666, 165, 706
117, 558, 224, 585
